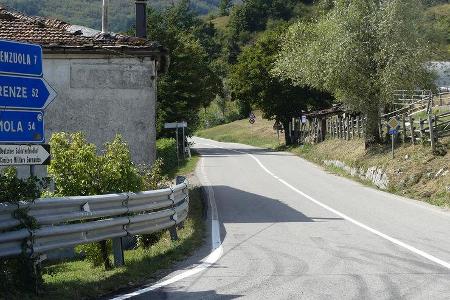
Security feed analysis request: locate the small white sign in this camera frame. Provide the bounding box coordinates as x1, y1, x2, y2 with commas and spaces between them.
0, 144, 50, 166
301, 116, 307, 124
164, 122, 188, 129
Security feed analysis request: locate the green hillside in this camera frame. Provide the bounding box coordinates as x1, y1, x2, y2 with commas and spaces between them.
0, 0, 221, 32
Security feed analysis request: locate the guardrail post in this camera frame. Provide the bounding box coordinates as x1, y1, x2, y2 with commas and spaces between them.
112, 238, 124, 267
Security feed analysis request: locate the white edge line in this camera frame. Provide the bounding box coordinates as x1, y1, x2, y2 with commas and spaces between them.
200, 139, 450, 271
110, 157, 223, 300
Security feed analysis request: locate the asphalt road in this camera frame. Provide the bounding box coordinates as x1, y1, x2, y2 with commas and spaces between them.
117, 137, 450, 299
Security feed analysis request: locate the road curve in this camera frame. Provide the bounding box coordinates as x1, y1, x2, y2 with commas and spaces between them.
119, 137, 450, 300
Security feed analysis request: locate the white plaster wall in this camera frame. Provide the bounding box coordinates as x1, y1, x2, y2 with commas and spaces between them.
16, 54, 157, 178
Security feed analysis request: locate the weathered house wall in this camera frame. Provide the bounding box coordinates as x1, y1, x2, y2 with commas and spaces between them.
43, 54, 157, 165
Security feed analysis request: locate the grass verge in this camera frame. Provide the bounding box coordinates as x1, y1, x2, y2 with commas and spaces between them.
197, 112, 285, 149
167, 152, 200, 179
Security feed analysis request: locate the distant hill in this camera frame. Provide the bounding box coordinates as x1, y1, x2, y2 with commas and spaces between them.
0, 0, 221, 33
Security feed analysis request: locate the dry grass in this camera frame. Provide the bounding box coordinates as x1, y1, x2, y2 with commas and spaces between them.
293, 138, 450, 207
197, 112, 285, 149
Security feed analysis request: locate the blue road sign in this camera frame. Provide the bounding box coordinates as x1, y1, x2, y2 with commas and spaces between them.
389, 129, 398, 135
0, 40, 43, 77
0, 75, 56, 110
0, 110, 44, 143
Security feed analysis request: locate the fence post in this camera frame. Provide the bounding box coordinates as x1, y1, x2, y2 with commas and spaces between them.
419, 117, 424, 143
338, 118, 342, 139
112, 238, 124, 267
401, 114, 406, 144
356, 117, 360, 138
428, 114, 435, 152
351, 117, 354, 139
409, 115, 415, 145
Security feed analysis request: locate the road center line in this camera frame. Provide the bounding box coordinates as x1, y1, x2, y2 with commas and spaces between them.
200, 140, 450, 271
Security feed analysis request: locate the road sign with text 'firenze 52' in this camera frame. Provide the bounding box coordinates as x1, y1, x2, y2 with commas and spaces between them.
0, 75, 56, 110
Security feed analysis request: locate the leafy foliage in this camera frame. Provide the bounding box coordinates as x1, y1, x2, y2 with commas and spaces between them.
156, 138, 178, 175
146, 2, 223, 136
229, 25, 332, 144
274, 0, 435, 147
0, 168, 48, 296
48, 132, 142, 197
48, 132, 143, 269
199, 96, 242, 128
0, 167, 43, 204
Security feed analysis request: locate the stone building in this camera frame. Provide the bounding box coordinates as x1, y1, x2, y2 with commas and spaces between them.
0, 6, 168, 176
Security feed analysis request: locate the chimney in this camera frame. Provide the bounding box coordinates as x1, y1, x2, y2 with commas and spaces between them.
135, 0, 147, 38
102, 0, 109, 34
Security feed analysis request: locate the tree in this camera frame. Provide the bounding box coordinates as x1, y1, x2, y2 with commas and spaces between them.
219, 0, 232, 16
274, 0, 435, 147
229, 25, 331, 145
146, 3, 222, 136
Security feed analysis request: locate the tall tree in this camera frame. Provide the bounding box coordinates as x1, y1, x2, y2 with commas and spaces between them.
146, 3, 222, 136
274, 0, 435, 147
219, 0, 233, 16
229, 25, 331, 145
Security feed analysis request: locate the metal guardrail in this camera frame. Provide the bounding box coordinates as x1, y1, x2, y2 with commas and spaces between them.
0, 177, 189, 258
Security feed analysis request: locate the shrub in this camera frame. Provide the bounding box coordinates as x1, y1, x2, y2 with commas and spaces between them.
75, 241, 112, 268
142, 158, 170, 190
156, 138, 178, 174
0, 167, 46, 296
48, 132, 143, 269
0, 167, 45, 203
48, 132, 143, 196
198, 96, 243, 129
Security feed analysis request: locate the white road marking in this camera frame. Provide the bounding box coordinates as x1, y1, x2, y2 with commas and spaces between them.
199, 139, 450, 271
110, 158, 223, 300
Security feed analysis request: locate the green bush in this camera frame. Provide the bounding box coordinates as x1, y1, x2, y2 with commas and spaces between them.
48, 132, 143, 269
0, 167, 45, 203
75, 241, 112, 268
48, 132, 143, 197
156, 138, 178, 175
199, 96, 243, 129
142, 158, 170, 190
0, 167, 46, 296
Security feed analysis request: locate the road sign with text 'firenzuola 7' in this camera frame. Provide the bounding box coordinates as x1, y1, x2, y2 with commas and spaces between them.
0, 40, 43, 77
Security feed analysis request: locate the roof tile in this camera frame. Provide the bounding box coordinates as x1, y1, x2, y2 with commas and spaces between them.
0, 6, 155, 48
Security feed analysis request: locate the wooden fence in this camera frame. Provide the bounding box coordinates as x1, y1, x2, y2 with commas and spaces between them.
290, 111, 449, 151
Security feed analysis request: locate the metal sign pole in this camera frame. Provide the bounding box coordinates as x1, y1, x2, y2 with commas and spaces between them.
175, 125, 180, 168
182, 125, 186, 160
391, 134, 395, 159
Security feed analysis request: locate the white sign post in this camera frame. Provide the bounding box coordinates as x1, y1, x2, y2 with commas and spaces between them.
0, 144, 50, 166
